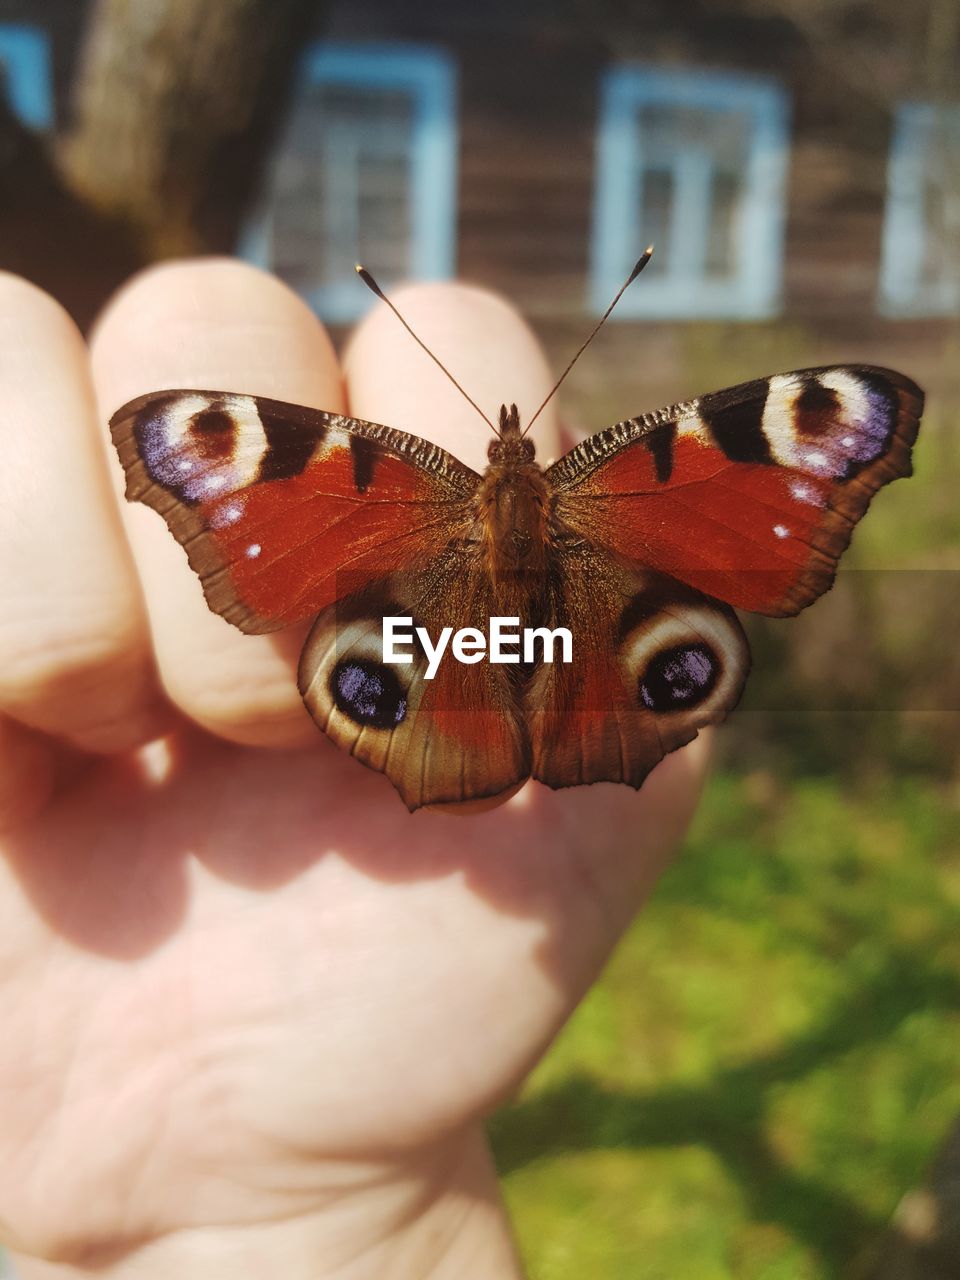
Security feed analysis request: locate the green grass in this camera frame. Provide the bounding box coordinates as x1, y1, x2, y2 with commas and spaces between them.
490, 770, 960, 1279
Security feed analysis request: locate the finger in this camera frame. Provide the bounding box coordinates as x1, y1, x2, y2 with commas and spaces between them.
0, 273, 168, 754
90, 258, 344, 749
0, 717, 57, 833
344, 280, 560, 470
523, 731, 712, 949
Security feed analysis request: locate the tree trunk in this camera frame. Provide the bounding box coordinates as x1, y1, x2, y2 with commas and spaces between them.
0, 97, 143, 329
60, 0, 324, 257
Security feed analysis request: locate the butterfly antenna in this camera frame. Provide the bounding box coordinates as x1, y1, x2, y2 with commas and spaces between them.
355, 265, 500, 436
522, 246, 654, 437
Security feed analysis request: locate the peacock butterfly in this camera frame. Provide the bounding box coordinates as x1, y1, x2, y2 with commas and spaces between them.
109, 258, 923, 809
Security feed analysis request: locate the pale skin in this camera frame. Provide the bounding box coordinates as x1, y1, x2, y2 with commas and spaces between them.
0, 260, 709, 1279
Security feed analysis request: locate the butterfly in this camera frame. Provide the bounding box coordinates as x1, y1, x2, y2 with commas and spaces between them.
108, 269, 923, 810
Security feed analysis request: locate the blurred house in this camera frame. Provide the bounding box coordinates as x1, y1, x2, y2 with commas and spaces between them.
0, 0, 957, 413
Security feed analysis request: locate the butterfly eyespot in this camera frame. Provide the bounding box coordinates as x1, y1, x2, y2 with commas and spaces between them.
639, 643, 719, 712
189, 407, 236, 460
331, 658, 408, 729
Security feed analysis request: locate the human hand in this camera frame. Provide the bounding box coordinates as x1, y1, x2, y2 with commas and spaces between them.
0, 261, 709, 1279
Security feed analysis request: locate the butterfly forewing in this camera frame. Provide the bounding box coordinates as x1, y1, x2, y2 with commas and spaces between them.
547, 365, 923, 616
109, 391, 480, 634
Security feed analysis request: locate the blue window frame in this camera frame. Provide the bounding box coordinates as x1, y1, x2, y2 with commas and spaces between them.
0, 24, 53, 129
241, 42, 457, 322
591, 66, 790, 320
879, 102, 960, 317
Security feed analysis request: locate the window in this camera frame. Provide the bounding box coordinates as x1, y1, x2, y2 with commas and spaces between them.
241, 43, 457, 322
879, 102, 960, 316
591, 66, 790, 319
0, 24, 53, 129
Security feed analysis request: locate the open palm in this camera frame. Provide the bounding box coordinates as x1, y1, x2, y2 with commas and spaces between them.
0, 262, 706, 1279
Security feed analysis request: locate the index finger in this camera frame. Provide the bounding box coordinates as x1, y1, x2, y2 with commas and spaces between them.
90, 258, 344, 748
344, 280, 561, 468
0, 273, 167, 757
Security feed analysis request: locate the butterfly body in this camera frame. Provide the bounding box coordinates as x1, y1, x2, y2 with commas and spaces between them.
111, 363, 923, 810
480, 412, 551, 588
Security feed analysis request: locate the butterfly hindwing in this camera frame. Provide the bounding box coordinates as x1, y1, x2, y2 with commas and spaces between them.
297, 562, 530, 810
527, 550, 750, 790
548, 365, 923, 616
109, 391, 480, 634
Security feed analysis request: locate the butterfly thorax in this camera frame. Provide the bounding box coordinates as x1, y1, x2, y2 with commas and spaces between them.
478, 403, 554, 614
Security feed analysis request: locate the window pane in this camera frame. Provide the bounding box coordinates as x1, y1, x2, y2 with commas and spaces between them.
592, 68, 788, 319
919, 114, 960, 299
242, 44, 457, 321
270, 83, 415, 298
707, 168, 740, 276
636, 165, 674, 274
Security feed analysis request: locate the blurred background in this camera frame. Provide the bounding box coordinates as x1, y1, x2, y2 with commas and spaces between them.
0, 1, 958, 1276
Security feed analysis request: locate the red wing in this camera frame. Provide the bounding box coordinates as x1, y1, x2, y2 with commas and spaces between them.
547, 366, 923, 616
110, 391, 479, 633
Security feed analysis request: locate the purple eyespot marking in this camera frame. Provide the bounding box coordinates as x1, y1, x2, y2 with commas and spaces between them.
828, 382, 895, 472
135, 403, 183, 483
793, 374, 897, 479
134, 400, 239, 503
332, 659, 407, 729
859, 384, 897, 453
847, 378, 894, 451
640, 644, 718, 713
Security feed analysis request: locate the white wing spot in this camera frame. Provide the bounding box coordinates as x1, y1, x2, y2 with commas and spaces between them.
246, 543, 262, 559
204, 475, 228, 494
805, 450, 828, 468
177, 459, 194, 474
789, 480, 822, 506
773, 523, 790, 539
210, 499, 244, 529
841, 435, 855, 448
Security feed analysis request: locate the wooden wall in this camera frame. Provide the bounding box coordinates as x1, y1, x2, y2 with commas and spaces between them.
324, 0, 958, 411
0, 0, 955, 408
